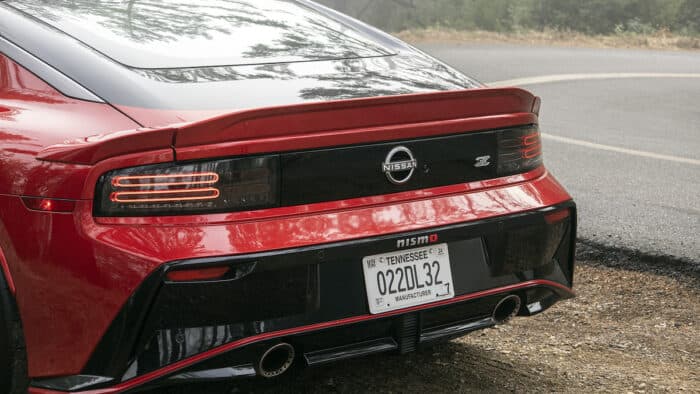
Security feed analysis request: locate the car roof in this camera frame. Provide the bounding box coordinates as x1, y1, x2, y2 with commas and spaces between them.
0, 0, 478, 114
3, 0, 393, 69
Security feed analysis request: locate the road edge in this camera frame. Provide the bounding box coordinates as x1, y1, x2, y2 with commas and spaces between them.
576, 238, 699, 279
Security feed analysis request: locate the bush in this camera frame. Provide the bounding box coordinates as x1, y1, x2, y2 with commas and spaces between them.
315, 0, 698, 36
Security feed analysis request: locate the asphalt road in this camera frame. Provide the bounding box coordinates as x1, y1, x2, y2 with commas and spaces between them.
418, 44, 700, 264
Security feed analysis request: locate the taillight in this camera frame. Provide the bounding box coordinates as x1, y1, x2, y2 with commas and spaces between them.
166, 266, 230, 282
497, 126, 543, 176
22, 197, 76, 213
94, 156, 279, 217
545, 208, 571, 224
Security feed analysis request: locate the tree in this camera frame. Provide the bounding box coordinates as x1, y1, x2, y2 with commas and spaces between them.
315, 0, 699, 36
677, 0, 700, 33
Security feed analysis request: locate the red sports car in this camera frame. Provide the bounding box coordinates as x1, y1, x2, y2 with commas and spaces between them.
0, 1, 576, 392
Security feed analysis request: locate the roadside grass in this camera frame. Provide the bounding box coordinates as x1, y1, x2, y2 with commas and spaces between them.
396, 28, 700, 51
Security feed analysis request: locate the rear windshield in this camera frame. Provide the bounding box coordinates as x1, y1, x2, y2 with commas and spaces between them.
8, 0, 392, 69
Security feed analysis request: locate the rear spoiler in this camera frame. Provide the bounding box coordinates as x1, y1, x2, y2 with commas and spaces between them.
38, 88, 538, 165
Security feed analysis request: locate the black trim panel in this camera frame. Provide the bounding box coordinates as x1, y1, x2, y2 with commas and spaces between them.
0, 34, 103, 102
280, 129, 499, 206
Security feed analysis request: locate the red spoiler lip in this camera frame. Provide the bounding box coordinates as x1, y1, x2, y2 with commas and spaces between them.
37, 87, 537, 165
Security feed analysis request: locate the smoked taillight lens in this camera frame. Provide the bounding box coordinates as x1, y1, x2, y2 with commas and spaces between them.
497, 126, 543, 176
94, 156, 279, 217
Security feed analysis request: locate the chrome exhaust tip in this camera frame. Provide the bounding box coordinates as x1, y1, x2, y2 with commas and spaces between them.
492, 295, 522, 324
256, 343, 295, 378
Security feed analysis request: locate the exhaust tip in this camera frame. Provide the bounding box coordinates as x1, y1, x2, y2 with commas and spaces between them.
493, 295, 521, 324
257, 343, 295, 378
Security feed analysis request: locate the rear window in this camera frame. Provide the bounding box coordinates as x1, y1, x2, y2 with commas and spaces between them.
8, 0, 392, 69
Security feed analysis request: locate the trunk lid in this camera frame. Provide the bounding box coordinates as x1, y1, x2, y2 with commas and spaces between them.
38, 88, 538, 165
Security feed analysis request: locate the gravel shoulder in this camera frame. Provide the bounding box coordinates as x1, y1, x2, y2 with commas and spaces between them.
154, 252, 699, 393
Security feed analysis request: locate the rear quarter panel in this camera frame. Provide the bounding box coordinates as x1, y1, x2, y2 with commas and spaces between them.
0, 53, 139, 198
0, 52, 140, 375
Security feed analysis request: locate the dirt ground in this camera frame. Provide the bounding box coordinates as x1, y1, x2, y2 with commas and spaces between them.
153, 250, 699, 393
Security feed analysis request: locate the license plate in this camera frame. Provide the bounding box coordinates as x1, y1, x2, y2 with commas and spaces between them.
362, 243, 454, 314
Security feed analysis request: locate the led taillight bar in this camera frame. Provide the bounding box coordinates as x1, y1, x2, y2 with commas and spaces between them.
521, 145, 542, 159
110, 188, 220, 204
520, 131, 542, 159
521, 132, 540, 146
112, 172, 219, 188
109, 172, 221, 204
497, 127, 543, 176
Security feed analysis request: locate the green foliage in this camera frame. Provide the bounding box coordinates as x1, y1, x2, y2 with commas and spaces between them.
676, 0, 700, 33
315, 0, 698, 35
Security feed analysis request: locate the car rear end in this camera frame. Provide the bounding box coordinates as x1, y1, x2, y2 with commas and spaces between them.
26, 88, 575, 393
0, 1, 574, 392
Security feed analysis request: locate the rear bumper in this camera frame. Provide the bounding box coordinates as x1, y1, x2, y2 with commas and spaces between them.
29, 198, 576, 393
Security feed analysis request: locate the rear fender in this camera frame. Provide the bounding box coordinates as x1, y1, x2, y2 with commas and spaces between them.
0, 244, 15, 296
